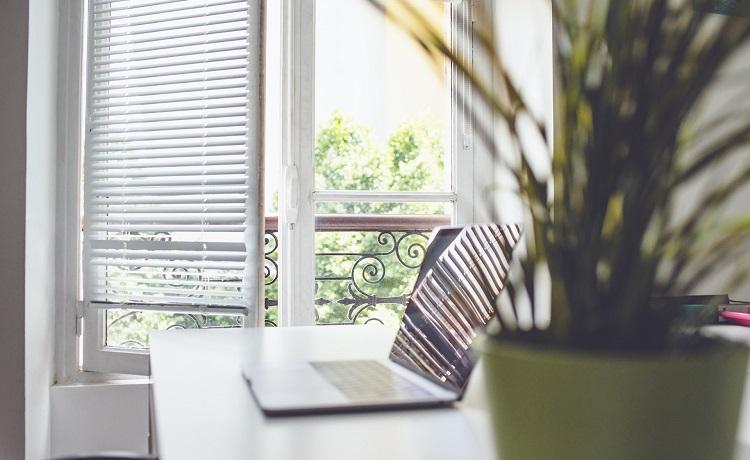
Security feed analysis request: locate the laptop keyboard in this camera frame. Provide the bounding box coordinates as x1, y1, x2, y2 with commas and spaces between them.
311, 360, 434, 402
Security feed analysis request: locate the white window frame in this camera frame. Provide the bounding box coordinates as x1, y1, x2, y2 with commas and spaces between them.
57, 0, 491, 379
58, 0, 266, 378
278, 0, 489, 326
57, 0, 86, 383
57, 0, 140, 381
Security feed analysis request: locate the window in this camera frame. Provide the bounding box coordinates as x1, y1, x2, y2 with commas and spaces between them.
65, 0, 483, 377
311, 0, 451, 327
274, 0, 481, 327
79, 0, 264, 375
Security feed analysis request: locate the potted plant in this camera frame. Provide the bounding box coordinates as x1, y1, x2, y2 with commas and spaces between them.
369, 0, 750, 458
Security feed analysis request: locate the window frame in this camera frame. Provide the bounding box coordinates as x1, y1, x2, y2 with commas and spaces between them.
58, 0, 491, 380
57, 0, 86, 383
64, 0, 266, 377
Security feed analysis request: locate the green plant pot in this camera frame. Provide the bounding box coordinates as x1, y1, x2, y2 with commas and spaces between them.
481, 338, 749, 460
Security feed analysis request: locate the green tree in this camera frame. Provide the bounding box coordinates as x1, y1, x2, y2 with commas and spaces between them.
312, 113, 446, 325
315, 113, 445, 215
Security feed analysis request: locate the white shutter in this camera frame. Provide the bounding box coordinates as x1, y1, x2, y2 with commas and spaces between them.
83, 0, 262, 316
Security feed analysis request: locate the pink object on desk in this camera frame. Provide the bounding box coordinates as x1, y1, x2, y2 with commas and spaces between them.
719, 310, 750, 327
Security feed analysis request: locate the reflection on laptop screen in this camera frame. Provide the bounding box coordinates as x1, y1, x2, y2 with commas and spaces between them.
389, 224, 522, 392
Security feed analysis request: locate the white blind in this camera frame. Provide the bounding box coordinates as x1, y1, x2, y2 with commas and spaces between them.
83, 0, 262, 315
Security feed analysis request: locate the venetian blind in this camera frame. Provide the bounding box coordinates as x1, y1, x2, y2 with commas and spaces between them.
83, 0, 263, 315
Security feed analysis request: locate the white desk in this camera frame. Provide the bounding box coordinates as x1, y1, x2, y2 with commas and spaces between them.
151, 325, 750, 460
150, 326, 496, 460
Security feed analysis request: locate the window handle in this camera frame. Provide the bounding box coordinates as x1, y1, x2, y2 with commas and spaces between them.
284, 164, 299, 226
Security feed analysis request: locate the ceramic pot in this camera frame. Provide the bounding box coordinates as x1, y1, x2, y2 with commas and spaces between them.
482, 339, 749, 460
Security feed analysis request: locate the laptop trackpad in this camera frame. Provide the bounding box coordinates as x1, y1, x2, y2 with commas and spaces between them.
244, 361, 348, 411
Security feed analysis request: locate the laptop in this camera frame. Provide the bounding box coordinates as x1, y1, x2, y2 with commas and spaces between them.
242, 224, 522, 415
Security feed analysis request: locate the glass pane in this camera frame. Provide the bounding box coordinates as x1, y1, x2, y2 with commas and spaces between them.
314, 0, 450, 192
314, 202, 451, 326
105, 310, 242, 349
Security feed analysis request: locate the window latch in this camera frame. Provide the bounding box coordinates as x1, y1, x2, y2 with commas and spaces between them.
283, 164, 299, 228
75, 300, 85, 336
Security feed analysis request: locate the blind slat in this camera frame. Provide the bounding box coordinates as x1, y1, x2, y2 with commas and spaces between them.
91, 286, 245, 300
87, 257, 246, 270
87, 224, 246, 233
90, 239, 245, 250
90, 266, 247, 278
91, 174, 248, 186
89, 155, 246, 169
91, 89, 247, 108
93, 50, 248, 74
84, 0, 255, 312
90, 193, 247, 205
89, 213, 247, 223
92, 61, 247, 84
92, 15, 248, 41
93, 278, 244, 290
93, 4, 248, 31
93, 70, 247, 92
89, 204, 248, 214
90, 249, 247, 261
93, 42, 248, 66
89, 293, 246, 307
94, 31, 248, 58
92, 0, 185, 12
89, 184, 248, 195
90, 100, 247, 119
90, 168, 247, 180
93, 79, 247, 100
89, 147, 247, 161
92, 0, 188, 15
90, 107, 247, 124
93, 24, 247, 47
89, 137, 247, 152
95, 0, 247, 23
90, 126, 247, 142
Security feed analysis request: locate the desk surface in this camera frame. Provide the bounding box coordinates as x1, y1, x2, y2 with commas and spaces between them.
150, 326, 496, 460
151, 325, 750, 460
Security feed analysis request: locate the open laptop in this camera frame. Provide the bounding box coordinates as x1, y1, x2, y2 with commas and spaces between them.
242, 224, 522, 415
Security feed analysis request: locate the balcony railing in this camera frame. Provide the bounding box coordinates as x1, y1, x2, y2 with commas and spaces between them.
264, 214, 450, 326
105, 214, 450, 348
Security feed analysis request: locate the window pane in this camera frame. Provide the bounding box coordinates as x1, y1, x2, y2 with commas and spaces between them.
314, 0, 450, 192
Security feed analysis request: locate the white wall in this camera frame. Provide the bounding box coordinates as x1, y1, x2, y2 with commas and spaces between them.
50, 383, 150, 458
26, 0, 59, 458
0, 2, 28, 458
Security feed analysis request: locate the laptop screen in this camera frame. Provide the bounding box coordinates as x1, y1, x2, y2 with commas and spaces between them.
388, 224, 522, 392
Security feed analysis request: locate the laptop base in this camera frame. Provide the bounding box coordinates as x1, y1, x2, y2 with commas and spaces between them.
242, 359, 459, 416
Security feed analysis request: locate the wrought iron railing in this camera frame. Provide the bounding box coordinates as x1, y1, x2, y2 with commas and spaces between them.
106, 214, 450, 347
264, 214, 450, 326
